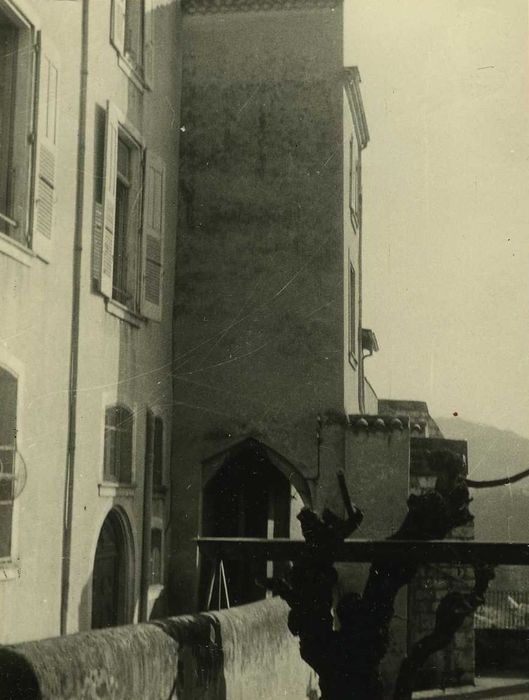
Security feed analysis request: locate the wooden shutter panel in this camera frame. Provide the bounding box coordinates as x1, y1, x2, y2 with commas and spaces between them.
141, 152, 165, 322
100, 103, 119, 298
32, 34, 59, 261
143, 0, 154, 87
111, 0, 126, 55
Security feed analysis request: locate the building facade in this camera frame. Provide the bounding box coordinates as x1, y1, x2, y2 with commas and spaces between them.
0, 0, 473, 692
0, 0, 182, 643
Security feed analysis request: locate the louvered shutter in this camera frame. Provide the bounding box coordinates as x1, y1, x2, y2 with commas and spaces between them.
100, 102, 119, 298
141, 152, 165, 321
143, 0, 154, 87
32, 34, 59, 261
111, 0, 126, 55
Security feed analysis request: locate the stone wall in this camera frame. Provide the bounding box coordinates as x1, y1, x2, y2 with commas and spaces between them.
0, 598, 317, 700
408, 438, 475, 690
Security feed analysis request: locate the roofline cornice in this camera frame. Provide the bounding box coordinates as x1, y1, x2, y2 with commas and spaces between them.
182, 0, 341, 14
343, 66, 370, 149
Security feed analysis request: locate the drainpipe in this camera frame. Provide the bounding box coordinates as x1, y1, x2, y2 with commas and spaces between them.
60, 0, 89, 635
140, 411, 154, 621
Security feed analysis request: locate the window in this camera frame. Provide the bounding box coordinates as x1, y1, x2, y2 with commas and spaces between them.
95, 102, 166, 322
104, 405, 134, 484
111, 0, 153, 86
152, 416, 164, 490
112, 134, 142, 308
0, 6, 60, 261
0, 367, 17, 559
150, 528, 162, 585
349, 263, 356, 361
349, 132, 361, 228
0, 7, 34, 248
124, 0, 144, 68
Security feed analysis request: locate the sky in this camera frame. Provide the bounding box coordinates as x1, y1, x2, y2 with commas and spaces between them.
344, 0, 529, 439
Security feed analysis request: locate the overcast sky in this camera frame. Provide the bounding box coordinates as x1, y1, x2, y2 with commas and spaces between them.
344, 0, 529, 439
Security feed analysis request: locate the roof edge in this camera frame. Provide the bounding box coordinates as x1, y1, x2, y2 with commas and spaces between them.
183, 0, 341, 15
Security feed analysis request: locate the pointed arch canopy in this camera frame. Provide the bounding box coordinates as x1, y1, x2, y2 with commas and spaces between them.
202, 436, 312, 509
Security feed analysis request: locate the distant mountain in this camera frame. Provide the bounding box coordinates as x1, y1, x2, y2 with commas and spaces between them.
436, 417, 529, 544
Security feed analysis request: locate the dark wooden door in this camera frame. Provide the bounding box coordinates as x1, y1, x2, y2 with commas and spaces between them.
92, 515, 123, 629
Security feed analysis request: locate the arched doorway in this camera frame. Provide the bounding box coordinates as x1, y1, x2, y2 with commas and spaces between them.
201, 439, 310, 609
91, 509, 131, 629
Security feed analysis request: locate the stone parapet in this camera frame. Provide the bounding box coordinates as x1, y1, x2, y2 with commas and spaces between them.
0, 598, 317, 700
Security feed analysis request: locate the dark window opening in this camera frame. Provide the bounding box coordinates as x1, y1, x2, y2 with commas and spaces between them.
201, 445, 291, 608
0, 366, 17, 559
104, 405, 133, 484
152, 416, 163, 490
0, 9, 33, 245
91, 510, 130, 629
150, 528, 162, 585
349, 263, 356, 359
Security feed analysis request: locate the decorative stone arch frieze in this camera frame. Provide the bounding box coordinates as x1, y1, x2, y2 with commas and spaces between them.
183, 0, 340, 15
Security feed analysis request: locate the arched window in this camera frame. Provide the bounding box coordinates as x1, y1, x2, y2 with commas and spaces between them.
0, 367, 17, 559
104, 405, 133, 483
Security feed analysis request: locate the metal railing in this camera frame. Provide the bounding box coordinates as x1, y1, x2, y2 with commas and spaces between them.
475, 590, 529, 630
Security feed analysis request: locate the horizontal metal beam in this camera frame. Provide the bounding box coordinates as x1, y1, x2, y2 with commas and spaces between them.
197, 538, 529, 566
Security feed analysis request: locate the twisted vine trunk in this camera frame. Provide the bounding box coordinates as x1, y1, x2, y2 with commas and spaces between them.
268, 450, 493, 700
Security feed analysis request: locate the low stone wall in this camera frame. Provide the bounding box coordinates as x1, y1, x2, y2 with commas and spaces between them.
0, 598, 318, 700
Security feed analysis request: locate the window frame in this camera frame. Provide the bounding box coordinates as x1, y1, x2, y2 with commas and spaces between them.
0, 1, 38, 254
152, 414, 166, 493
0, 351, 24, 579
106, 115, 144, 318
149, 525, 163, 586
348, 261, 358, 368
349, 131, 361, 231
110, 0, 152, 92
95, 102, 165, 325
102, 403, 135, 487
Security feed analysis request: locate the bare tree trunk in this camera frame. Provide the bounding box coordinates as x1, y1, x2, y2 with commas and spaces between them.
269, 449, 484, 700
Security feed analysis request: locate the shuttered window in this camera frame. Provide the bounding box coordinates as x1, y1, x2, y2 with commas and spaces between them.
349, 264, 356, 359
150, 528, 162, 584
0, 367, 17, 560
152, 416, 164, 490
104, 405, 134, 484
141, 153, 165, 321
0, 8, 40, 249
111, 0, 153, 86
95, 103, 165, 321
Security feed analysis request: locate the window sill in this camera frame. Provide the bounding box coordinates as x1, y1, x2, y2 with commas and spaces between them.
0, 560, 20, 582
0, 231, 35, 268
348, 351, 358, 370
105, 298, 145, 328
98, 482, 137, 498
117, 53, 150, 93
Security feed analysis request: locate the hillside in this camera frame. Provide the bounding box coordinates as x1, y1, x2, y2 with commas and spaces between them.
436, 417, 529, 544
